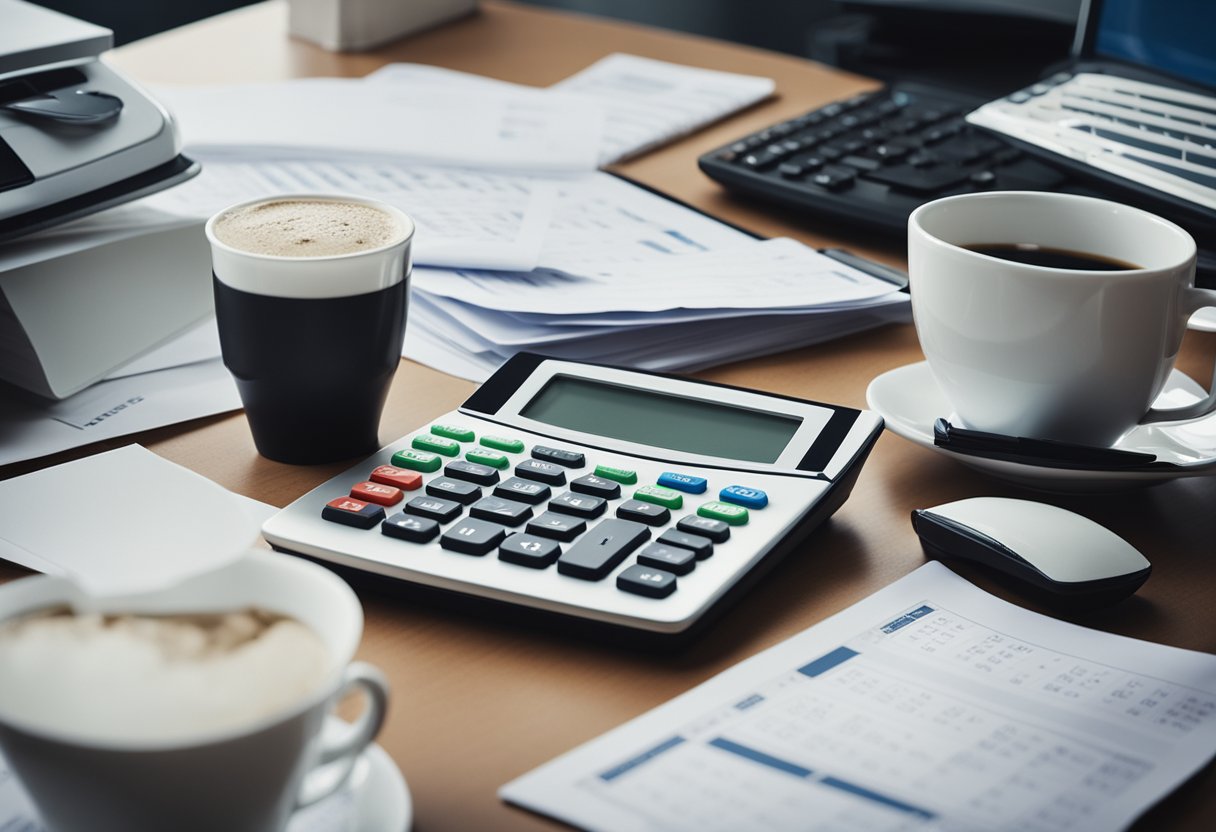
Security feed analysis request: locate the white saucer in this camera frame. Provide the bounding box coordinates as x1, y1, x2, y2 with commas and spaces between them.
1192, 307, 1216, 333
866, 362, 1216, 491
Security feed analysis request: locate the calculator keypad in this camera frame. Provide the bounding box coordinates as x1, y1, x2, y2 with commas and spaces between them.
310, 420, 787, 613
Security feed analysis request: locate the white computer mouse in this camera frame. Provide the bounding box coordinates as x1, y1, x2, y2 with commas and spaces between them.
911, 497, 1151, 607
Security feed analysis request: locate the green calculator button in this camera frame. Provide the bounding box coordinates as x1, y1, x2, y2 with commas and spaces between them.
480, 435, 525, 454
634, 485, 683, 510
594, 465, 637, 485
391, 449, 442, 473
466, 449, 510, 469
430, 423, 474, 442
698, 501, 749, 526
411, 435, 460, 456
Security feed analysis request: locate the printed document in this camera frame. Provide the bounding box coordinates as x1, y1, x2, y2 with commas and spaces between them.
501, 562, 1216, 832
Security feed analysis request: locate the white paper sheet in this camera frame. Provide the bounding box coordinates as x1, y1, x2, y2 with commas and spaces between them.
155, 78, 604, 172
103, 317, 222, 380
550, 53, 775, 165
0, 358, 241, 467
502, 562, 1216, 832
0, 446, 260, 596
143, 159, 561, 271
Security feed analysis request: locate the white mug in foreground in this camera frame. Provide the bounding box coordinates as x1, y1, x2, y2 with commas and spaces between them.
0, 551, 389, 832
908, 191, 1216, 447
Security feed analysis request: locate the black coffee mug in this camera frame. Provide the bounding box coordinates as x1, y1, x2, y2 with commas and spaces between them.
206, 195, 414, 465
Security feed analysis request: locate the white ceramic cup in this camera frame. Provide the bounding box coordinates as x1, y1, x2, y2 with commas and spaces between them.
908, 191, 1216, 447
0, 551, 389, 832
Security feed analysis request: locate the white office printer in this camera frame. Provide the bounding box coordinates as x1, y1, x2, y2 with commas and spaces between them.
0, 0, 198, 240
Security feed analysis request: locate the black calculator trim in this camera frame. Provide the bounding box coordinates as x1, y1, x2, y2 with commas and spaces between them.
460, 352, 865, 476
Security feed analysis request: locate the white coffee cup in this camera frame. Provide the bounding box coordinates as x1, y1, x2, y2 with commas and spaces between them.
0, 551, 389, 832
908, 191, 1216, 447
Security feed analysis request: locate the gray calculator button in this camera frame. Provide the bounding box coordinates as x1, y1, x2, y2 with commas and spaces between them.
657, 528, 713, 560
515, 458, 567, 486
469, 496, 533, 527
570, 474, 621, 499
557, 518, 650, 581
381, 513, 440, 543
426, 477, 481, 505
532, 446, 585, 468
440, 517, 508, 556
404, 495, 463, 523
494, 477, 551, 504
637, 543, 696, 575
445, 460, 500, 486
676, 515, 730, 543
499, 534, 561, 568
548, 491, 607, 519
617, 499, 670, 526
526, 511, 586, 542
617, 564, 677, 598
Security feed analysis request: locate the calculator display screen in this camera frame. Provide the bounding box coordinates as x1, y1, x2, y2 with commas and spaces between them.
520, 375, 803, 463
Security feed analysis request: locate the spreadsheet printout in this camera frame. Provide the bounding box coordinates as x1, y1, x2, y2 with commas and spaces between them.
501, 562, 1216, 831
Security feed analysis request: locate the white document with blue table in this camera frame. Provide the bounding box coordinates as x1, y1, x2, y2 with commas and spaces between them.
501, 562, 1216, 831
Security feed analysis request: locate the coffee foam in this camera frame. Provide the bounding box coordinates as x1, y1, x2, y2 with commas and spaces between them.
0, 608, 330, 743
213, 199, 404, 258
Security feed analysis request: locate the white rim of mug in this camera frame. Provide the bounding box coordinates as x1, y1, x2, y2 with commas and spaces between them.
908, 190, 1196, 277
0, 551, 361, 752
204, 193, 416, 263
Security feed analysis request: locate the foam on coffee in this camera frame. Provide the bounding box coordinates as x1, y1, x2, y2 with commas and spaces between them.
0, 607, 330, 743
212, 199, 404, 258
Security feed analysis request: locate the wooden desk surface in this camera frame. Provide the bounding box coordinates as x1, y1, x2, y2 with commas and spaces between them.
4, 2, 1214, 829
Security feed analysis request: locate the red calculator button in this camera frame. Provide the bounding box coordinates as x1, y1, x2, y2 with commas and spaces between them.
322, 497, 384, 529
369, 465, 423, 491
351, 481, 404, 506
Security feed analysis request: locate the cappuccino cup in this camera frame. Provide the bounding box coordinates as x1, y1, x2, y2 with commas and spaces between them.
207, 195, 414, 465
908, 191, 1216, 447
0, 551, 389, 832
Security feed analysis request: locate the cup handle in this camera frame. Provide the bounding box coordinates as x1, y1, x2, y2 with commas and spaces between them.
295, 662, 390, 809
1141, 285, 1216, 425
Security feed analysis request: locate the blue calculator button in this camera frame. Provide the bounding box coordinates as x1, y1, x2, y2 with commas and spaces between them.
657, 472, 708, 494
720, 485, 768, 509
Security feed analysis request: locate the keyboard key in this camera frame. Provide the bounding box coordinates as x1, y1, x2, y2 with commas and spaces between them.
969, 170, 997, 187
370, 465, 423, 491
515, 458, 566, 486
617, 499, 670, 526
494, 477, 552, 504
634, 485, 683, 510
526, 511, 586, 542
404, 495, 463, 523
470, 496, 533, 527
499, 534, 561, 568
617, 564, 677, 598
532, 446, 586, 468
810, 166, 856, 191
657, 472, 707, 494
778, 162, 805, 178
411, 434, 460, 457
444, 459, 500, 486
480, 435, 525, 453
322, 496, 384, 529
677, 515, 731, 543
430, 423, 474, 442
637, 543, 696, 576
549, 491, 607, 519
594, 465, 637, 485
863, 164, 970, 194
719, 485, 769, 509
658, 529, 713, 560
391, 449, 441, 473
350, 481, 404, 506
426, 477, 481, 504
841, 155, 881, 172
557, 518, 651, 580
698, 501, 750, 526
381, 513, 439, 543
465, 448, 510, 469
440, 517, 508, 556
570, 474, 621, 499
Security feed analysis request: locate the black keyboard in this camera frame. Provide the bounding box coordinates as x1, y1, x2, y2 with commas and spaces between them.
698, 86, 1072, 235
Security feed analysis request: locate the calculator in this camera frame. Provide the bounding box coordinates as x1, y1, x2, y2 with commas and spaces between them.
262, 354, 884, 640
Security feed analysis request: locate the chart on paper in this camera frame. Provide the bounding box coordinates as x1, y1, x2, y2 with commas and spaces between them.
501, 563, 1216, 832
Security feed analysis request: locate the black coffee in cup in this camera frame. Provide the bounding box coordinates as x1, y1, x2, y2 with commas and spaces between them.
963, 243, 1141, 271
207, 197, 414, 465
